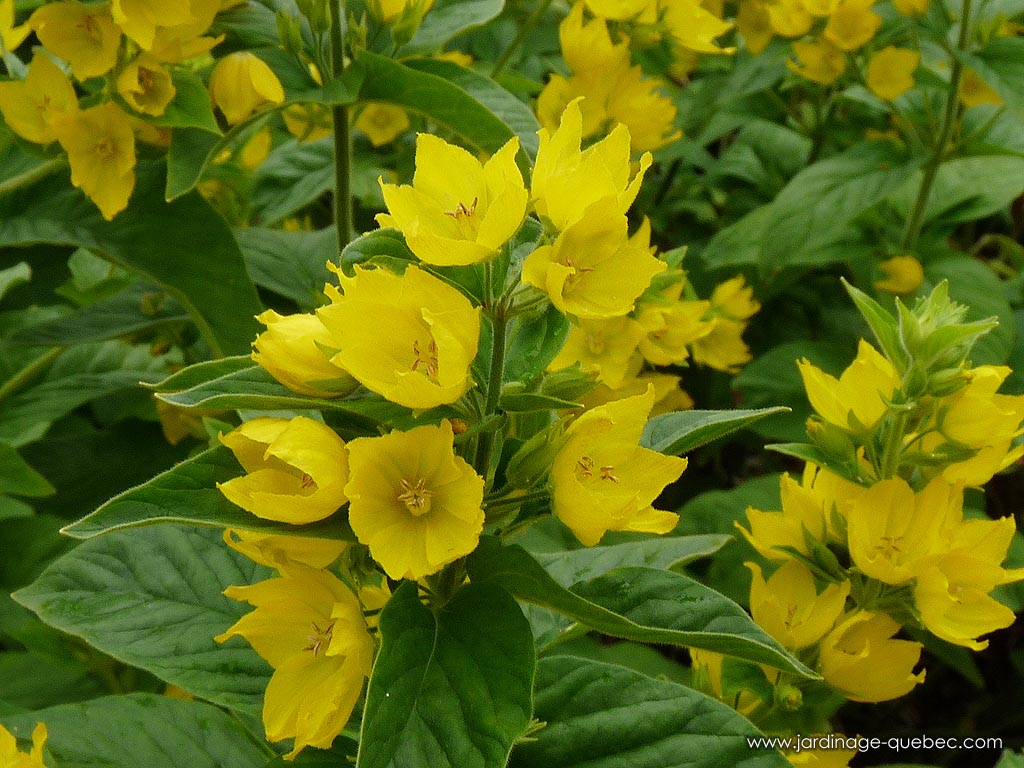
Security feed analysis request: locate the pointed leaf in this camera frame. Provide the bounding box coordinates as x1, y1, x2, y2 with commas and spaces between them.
397, 0, 505, 57
466, 538, 815, 677
357, 581, 535, 768
14, 526, 272, 715
0, 694, 271, 768
510, 657, 790, 768
640, 407, 791, 455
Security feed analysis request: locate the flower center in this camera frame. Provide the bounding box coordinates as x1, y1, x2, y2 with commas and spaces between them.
876, 534, 903, 560
585, 333, 606, 355
411, 338, 439, 381
95, 138, 117, 161
574, 455, 619, 483
303, 620, 335, 657
138, 67, 155, 92
398, 477, 434, 516
444, 196, 477, 220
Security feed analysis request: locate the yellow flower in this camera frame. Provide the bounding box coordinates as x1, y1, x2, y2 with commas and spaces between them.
797, 339, 899, 431
846, 476, 961, 584
52, 101, 137, 221
661, 0, 735, 55
367, 0, 434, 24
354, 103, 410, 146
1, 0, 30, 52
532, 99, 652, 232
0, 722, 48, 768
605, 67, 681, 151
866, 48, 919, 101
111, 0, 193, 49
239, 125, 272, 169
376, 134, 528, 266
218, 417, 350, 524
892, 0, 928, 15
551, 387, 687, 546
282, 102, 334, 143
30, 1, 122, 79
709, 275, 760, 320
738, 0, 774, 54
147, 0, 224, 62
224, 528, 347, 570
209, 52, 285, 125
689, 318, 753, 373
823, 0, 880, 50
0, 52, 77, 145
636, 299, 713, 366
523, 203, 665, 319
915, 554, 1021, 650
548, 316, 645, 388
738, 472, 828, 560
874, 254, 923, 292
117, 53, 176, 116
818, 611, 924, 701
785, 744, 857, 767
747, 561, 850, 650
344, 421, 485, 580
766, 0, 813, 38
787, 39, 846, 85
316, 265, 480, 409
216, 564, 374, 758
690, 648, 763, 715
583, 0, 652, 20
251, 310, 358, 399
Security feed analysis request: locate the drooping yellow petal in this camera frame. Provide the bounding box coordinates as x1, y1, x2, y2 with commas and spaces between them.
30, 1, 122, 79
0, 52, 78, 145
209, 52, 285, 125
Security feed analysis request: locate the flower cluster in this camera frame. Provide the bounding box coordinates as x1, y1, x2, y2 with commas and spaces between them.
213, 101, 737, 756
0, 0, 266, 220
691, 283, 1024, 765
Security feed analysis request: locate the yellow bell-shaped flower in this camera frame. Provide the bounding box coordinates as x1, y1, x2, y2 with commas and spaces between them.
251, 310, 357, 399
209, 52, 285, 125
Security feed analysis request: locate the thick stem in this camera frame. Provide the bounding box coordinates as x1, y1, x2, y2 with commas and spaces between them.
331, 0, 353, 249
491, 0, 555, 78
900, 0, 973, 252
0, 158, 66, 197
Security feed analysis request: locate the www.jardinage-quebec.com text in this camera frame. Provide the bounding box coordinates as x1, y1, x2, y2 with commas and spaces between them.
746, 734, 1005, 754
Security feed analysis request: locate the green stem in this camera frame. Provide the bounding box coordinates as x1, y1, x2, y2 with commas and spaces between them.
0, 347, 62, 404
474, 265, 508, 477
331, 0, 353, 250
0, 158, 66, 197
878, 410, 908, 479
491, 0, 555, 78
900, 0, 973, 252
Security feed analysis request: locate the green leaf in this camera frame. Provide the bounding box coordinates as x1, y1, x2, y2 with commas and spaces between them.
640, 407, 791, 455
0, 262, 31, 301
0, 162, 263, 356
14, 526, 272, 715
842, 278, 907, 371
466, 538, 815, 677
0, 650, 105, 709
148, 355, 254, 392
504, 304, 569, 383
703, 142, 921, 270
340, 228, 416, 275
0, 444, 54, 498
498, 391, 581, 412
402, 58, 540, 159
7, 283, 189, 346
398, 0, 505, 56
234, 227, 335, 308
925, 256, 1014, 365
0, 341, 172, 447
357, 52, 528, 159
890, 156, 1024, 228
967, 37, 1024, 110
510, 657, 791, 768
357, 581, 535, 768
533, 534, 731, 587
60, 444, 355, 541
145, 69, 221, 132
0, 693, 271, 768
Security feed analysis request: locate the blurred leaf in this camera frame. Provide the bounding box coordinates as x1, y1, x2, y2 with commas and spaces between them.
0, 262, 31, 301
0, 694, 271, 767
7, 283, 189, 346
640, 407, 791, 455
467, 537, 815, 677
15, 526, 272, 715
0, 162, 263, 356
925, 256, 1013, 365
967, 37, 1024, 110
0, 651, 105, 709
890, 156, 1024, 228
61, 444, 354, 541
358, 581, 534, 768
235, 227, 335, 308
0, 444, 53, 498
397, 0, 505, 56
